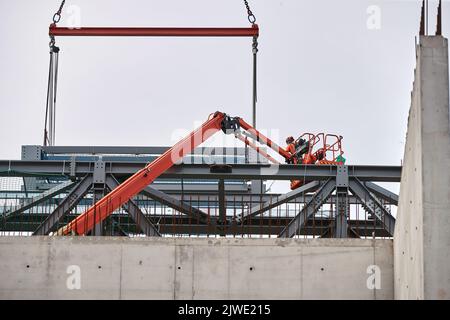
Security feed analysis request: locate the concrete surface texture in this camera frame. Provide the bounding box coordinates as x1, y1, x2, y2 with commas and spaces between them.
0, 237, 393, 300
394, 36, 450, 300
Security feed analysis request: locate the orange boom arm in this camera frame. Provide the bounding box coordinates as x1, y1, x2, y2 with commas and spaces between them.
58, 112, 227, 235
57, 112, 309, 236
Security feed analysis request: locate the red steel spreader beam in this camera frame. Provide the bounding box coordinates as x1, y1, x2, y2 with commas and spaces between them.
49, 25, 259, 37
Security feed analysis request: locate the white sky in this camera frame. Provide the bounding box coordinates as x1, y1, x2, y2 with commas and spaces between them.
0, 0, 448, 171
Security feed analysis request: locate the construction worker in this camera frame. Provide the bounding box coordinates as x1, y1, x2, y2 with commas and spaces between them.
285, 136, 297, 164
285, 136, 303, 189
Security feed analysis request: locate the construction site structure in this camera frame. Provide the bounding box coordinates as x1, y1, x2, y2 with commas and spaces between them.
0, 0, 448, 300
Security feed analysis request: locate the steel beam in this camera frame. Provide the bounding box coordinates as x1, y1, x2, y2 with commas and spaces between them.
33, 175, 93, 235
0, 161, 402, 182
364, 182, 399, 205
139, 184, 211, 225
321, 223, 360, 239
4, 180, 75, 217
156, 194, 363, 204
278, 179, 336, 238
165, 164, 402, 182
41, 146, 247, 156
3, 214, 385, 228
238, 181, 321, 222
149, 183, 249, 193
0, 191, 387, 205
106, 175, 160, 237
49, 25, 259, 37
3, 220, 392, 237
349, 178, 396, 236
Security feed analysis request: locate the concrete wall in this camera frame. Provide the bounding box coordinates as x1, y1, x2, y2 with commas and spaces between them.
394, 36, 450, 300
0, 237, 393, 300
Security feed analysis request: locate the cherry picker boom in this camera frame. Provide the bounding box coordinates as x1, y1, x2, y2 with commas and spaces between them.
57, 112, 344, 236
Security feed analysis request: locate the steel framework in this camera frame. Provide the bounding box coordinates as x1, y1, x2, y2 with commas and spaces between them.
0, 146, 400, 239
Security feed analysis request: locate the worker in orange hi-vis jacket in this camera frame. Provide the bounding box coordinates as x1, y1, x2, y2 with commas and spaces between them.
285, 136, 304, 190
284, 136, 297, 164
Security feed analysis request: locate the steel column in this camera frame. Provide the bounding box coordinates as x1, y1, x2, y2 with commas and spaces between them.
334, 189, 349, 238
333, 166, 349, 238
91, 187, 105, 236
436, 0, 442, 35
91, 161, 106, 236
218, 179, 226, 236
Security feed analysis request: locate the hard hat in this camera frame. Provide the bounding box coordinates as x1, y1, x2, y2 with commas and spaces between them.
286, 136, 294, 144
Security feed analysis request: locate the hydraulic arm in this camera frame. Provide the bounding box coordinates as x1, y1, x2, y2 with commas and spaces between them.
58, 112, 223, 235
57, 112, 290, 236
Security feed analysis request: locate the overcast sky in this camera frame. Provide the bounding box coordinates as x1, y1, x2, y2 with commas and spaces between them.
0, 0, 448, 169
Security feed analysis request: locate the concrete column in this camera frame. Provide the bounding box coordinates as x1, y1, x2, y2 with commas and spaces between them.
394, 36, 450, 299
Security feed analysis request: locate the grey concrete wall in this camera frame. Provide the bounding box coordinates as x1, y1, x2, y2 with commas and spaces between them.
394, 36, 450, 300
0, 237, 393, 300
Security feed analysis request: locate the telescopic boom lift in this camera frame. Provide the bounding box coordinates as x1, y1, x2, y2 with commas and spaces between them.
57, 112, 286, 235
57, 112, 344, 236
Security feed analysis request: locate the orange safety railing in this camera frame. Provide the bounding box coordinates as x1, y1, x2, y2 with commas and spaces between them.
289, 133, 345, 190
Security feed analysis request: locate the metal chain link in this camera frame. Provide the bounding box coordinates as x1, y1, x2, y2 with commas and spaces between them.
243, 1, 258, 128
243, 0, 256, 24
252, 36, 258, 54
50, 0, 66, 47
52, 0, 66, 24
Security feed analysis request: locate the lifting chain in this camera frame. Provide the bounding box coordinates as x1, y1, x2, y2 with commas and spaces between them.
243, 0, 256, 24
243, 1, 258, 129
53, 0, 66, 24
49, 35, 56, 48
252, 35, 258, 128
45, 1, 65, 145
49, 0, 66, 47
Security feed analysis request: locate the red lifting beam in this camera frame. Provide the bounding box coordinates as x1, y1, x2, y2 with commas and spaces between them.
57, 112, 226, 236
49, 25, 259, 37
